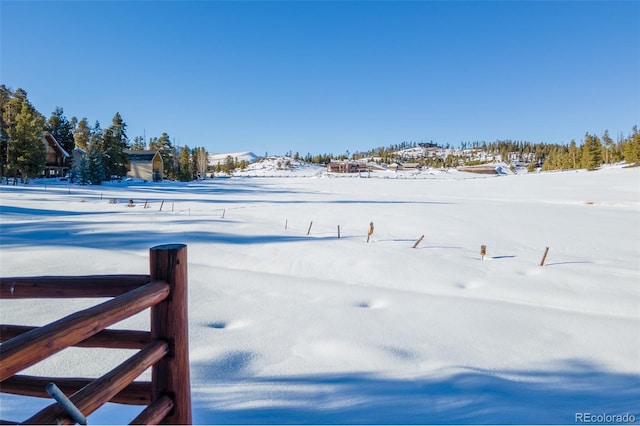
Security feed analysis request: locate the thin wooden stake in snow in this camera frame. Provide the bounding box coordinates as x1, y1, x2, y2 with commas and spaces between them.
413, 235, 424, 248
367, 222, 374, 243
285, 219, 288, 230
159, 200, 164, 211
222, 209, 226, 219
338, 225, 341, 239
540, 247, 550, 266
307, 221, 313, 235
481, 245, 487, 260
144, 199, 148, 209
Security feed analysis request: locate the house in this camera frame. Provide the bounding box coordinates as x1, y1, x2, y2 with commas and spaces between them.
386, 162, 401, 171
71, 147, 87, 167
327, 162, 359, 173
401, 163, 421, 170
387, 162, 421, 171
42, 133, 70, 178
124, 150, 163, 181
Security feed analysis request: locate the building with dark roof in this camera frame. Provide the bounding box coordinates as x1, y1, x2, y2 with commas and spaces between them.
124, 150, 163, 181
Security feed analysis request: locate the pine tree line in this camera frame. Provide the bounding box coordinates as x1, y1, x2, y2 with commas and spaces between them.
0, 86, 210, 184
2, 86, 638, 182
344, 130, 640, 171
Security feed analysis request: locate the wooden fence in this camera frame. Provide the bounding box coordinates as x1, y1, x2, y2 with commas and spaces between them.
0, 244, 192, 425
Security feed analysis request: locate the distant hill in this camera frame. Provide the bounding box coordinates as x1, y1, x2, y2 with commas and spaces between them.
234, 156, 325, 177
208, 152, 260, 165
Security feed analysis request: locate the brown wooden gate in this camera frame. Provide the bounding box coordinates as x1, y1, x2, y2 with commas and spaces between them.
0, 244, 192, 424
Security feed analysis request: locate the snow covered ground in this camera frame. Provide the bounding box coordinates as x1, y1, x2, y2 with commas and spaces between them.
1, 166, 639, 424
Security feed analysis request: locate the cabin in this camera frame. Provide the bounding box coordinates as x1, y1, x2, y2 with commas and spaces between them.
124, 150, 163, 181
327, 162, 359, 173
458, 165, 499, 175
42, 133, 70, 178
387, 162, 421, 171
401, 163, 421, 170
386, 162, 401, 171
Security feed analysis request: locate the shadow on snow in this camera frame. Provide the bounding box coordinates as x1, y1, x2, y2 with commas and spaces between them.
0, 219, 330, 249
191, 358, 640, 424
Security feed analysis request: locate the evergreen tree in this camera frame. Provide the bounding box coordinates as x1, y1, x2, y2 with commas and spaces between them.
178, 145, 192, 181
590, 134, 603, 169
149, 133, 175, 179
1, 88, 42, 180
90, 121, 103, 148
622, 126, 640, 165
0, 84, 13, 179
6, 99, 46, 183
87, 142, 105, 185
74, 118, 90, 150
541, 148, 558, 171
223, 155, 235, 174
71, 153, 90, 185
191, 147, 199, 179
130, 136, 146, 150
46, 107, 74, 154
602, 130, 615, 165
581, 133, 601, 170
102, 112, 129, 178
568, 140, 580, 169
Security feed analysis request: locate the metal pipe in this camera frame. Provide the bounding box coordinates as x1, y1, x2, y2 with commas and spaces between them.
45, 382, 88, 425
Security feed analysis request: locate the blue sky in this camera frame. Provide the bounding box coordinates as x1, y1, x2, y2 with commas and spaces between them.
1, 1, 638, 156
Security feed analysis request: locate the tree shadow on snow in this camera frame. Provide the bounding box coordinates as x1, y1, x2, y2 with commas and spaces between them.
0, 205, 116, 217
191, 359, 640, 424
0, 218, 330, 249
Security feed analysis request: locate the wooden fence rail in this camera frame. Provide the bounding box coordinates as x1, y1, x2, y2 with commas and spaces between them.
0, 244, 192, 425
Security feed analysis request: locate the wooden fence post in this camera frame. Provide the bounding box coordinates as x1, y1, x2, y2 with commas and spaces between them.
307, 221, 313, 235
480, 245, 487, 260
149, 244, 191, 424
412, 235, 424, 248
540, 247, 550, 266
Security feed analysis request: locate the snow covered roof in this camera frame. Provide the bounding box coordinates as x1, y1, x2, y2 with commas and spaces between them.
42, 133, 70, 158
124, 149, 161, 162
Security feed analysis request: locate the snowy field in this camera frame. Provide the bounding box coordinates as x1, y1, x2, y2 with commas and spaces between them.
1, 167, 639, 424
